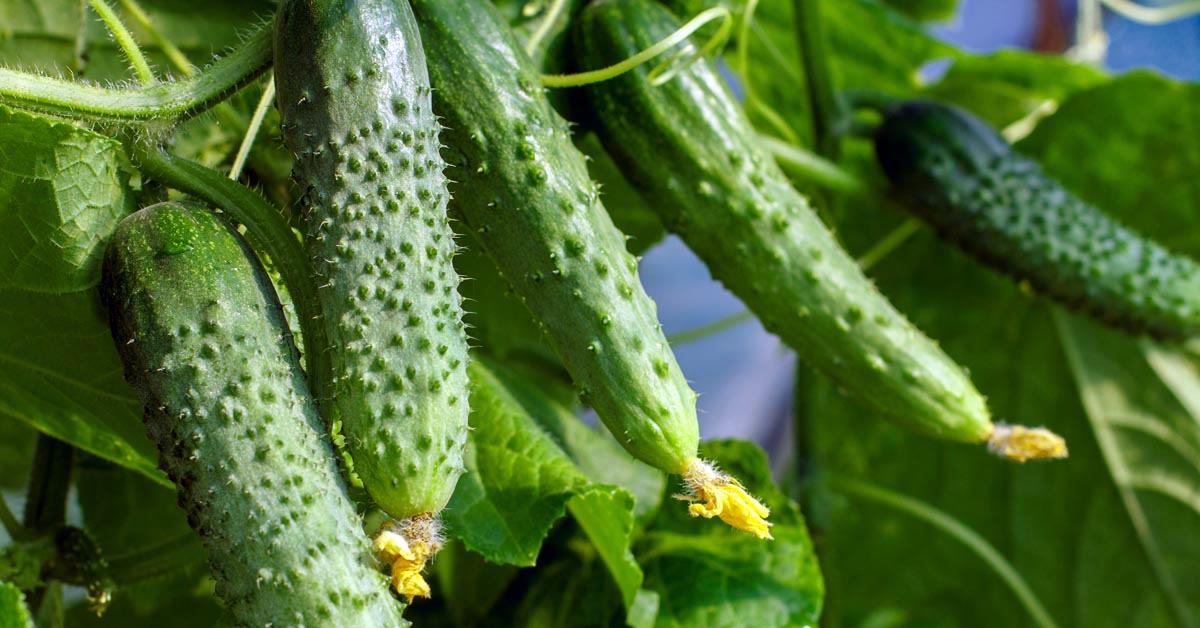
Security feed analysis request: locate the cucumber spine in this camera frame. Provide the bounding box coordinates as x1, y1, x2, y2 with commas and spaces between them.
102, 201, 405, 627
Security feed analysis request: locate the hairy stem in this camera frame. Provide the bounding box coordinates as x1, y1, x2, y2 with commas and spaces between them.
88, 0, 156, 85
116, 0, 194, 75
128, 144, 332, 417
23, 435, 74, 534
0, 23, 270, 125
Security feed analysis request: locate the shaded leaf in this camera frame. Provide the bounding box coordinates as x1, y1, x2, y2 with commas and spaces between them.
0, 581, 33, 628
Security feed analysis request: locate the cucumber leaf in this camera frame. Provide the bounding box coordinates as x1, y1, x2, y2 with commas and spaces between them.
446, 358, 653, 621
0, 107, 165, 487
0, 581, 33, 628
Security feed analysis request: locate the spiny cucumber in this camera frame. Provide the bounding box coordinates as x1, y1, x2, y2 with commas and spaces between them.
410, 0, 772, 538
102, 201, 404, 627
577, 0, 1066, 462
274, 0, 471, 597
875, 100, 1200, 341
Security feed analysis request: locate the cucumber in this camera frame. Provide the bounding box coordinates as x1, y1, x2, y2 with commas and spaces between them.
411, 0, 771, 538
274, 0, 470, 595
101, 201, 404, 627
875, 100, 1200, 341
577, 0, 1065, 462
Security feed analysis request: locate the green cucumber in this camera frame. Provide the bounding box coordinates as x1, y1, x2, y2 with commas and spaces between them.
274, 0, 470, 592
102, 201, 404, 627
875, 100, 1200, 341
578, 0, 1065, 461
411, 0, 771, 537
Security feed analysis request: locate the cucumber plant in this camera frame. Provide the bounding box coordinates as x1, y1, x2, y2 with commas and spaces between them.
410, 0, 772, 538
576, 0, 1065, 461
274, 0, 471, 598
875, 100, 1200, 341
102, 201, 404, 627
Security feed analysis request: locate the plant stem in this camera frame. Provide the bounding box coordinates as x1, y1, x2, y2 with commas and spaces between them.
106, 532, 205, 584
116, 0, 194, 75
23, 435, 73, 534
792, 0, 841, 159
829, 475, 1060, 628
0, 23, 270, 125
760, 134, 864, 195
127, 144, 331, 419
88, 0, 156, 86
668, 310, 757, 346
857, 218, 921, 273
229, 76, 276, 180
525, 0, 570, 58
0, 495, 26, 541
542, 7, 732, 87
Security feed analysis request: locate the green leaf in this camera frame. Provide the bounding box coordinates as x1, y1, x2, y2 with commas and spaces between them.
882, 0, 957, 21
0, 581, 33, 628
926, 50, 1106, 129
0, 420, 36, 490
433, 541, 520, 627
447, 358, 654, 621
637, 440, 823, 628
1017, 72, 1200, 259
0, 108, 164, 487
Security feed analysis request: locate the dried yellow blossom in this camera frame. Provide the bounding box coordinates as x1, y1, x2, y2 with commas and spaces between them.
987, 423, 1068, 462
373, 515, 442, 601
679, 459, 773, 540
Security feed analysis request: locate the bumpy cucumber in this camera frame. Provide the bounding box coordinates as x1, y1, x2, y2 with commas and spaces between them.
102, 201, 404, 627
579, 0, 999, 445
412, 0, 772, 537
875, 100, 1200, 341
274, 0, 469, 543
411, 0, 695, 474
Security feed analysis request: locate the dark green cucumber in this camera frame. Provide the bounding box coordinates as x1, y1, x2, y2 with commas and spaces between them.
102, 201, 404, 627
410, 0, 698, 474
578, 0, 991, 443
875, 100, 1200, 340
274, 0, 470, 523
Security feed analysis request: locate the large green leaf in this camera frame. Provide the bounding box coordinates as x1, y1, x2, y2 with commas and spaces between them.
0, 107, 164, 486
638, 440, 823, 628
0, 581, 32, 628
446, 358, 652, 620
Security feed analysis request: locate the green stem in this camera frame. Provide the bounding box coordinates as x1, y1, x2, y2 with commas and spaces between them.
1100, 0, 1200, 24
88, 0, 155, 85
857, 218, 921, 273
23, 435, 73, 534
106, 532, 205, 584
792, 0, 841, 158
542, 7, 733, 87
0, 23, 270, 124
668, 310, 757, 346
0, 495, 27, 541
829, 475, 1060, 628
128, 144, 331, 415
760, 134, 864, 195
229, 76, 276, 180
525, 0, 570, 57
116, 0, 194, 75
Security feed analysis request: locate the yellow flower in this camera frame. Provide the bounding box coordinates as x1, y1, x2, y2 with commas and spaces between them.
987, 423, 1068, 463
373, 516, 442, 601
680, 459, 773, 540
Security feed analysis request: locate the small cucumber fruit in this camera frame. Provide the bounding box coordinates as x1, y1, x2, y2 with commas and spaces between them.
577, 0, 1066, 462
275, 0, 470, 596
875, 99, 1200, 341
411, 0, 772, 538
102, 201, 405, 627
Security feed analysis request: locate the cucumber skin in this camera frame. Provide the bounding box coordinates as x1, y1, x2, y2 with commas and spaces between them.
578, 0, 991, 442
275, 0, 470, 518
102, 202, 404, 628
410, 0, 699, 473
876, 100, 1200, 341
